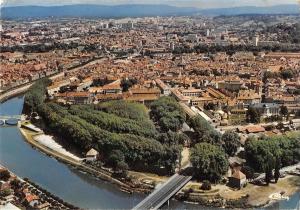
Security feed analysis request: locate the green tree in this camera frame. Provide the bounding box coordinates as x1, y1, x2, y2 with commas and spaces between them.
200, 180, 211, 190
190, 143, 228, 182
280, 105, 288, 117
0, 169, 10, 181
150, 97, 185, 132
243, 135, 300, 185
201, 130, 222, 145
246, 107, 261, 123
280, 69, 294, 80
0, 189, 11, 197
24, 78, 51, 113
221, 131, 241, 156
241, 165, 255, 180
107, 150, 125, 170
10, 179, 21, 189
188, 116, 221, 146
274, 160, 281, 183
120, 78, 137, 92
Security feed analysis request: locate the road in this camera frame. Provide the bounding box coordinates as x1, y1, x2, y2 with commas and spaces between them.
0, 57, 107, 103
133, 174, 192, 210
0, 84, 32, 103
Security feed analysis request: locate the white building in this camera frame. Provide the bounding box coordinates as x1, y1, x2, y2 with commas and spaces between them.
86, 148, 99, 161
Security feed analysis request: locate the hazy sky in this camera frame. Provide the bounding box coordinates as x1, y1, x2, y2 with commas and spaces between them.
1, 0, 299, 8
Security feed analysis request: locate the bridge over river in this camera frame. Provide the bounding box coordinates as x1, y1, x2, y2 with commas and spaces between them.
0, 115, 22, 120
0, 115, 22, 126
132, 173, 192, 210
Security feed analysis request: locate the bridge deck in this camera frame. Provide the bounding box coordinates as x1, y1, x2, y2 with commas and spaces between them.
0, 115, 22, 120
133, 174, 192, 210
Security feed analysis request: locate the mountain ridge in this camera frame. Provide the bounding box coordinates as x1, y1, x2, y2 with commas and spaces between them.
1, 4, 299, 19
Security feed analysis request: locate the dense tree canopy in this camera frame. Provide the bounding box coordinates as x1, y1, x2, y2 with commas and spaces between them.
24, 78, 51, 113
94, 100, 149, 121
188, 116, 221, 146
190, 143, 228, 182
245, 133, 300, 184
150, 96, 186, 132
35, 95, 183, 175
280, 105, 289, 116
246, 107, 261, 123
0, 169, 10, 181
120, 78, 137, 92
221, 131, 241, 156
68, 105, 157, 138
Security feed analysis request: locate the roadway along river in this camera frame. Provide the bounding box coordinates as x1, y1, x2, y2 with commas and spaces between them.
0, 96, 299, 209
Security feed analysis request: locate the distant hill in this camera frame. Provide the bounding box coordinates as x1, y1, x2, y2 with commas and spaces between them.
0, 4, 299, 19
0, 4, 199, 19
200, 4, 300, 16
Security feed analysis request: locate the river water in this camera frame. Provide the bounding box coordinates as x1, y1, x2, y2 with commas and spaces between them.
0, 96, 299, 209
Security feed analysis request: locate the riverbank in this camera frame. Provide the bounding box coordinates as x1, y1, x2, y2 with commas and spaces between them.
0, 56, 107, 103
19, 122, 300, 209
0, 164, 78, 209
0, 84, 32, 103
18, 124, 151, 194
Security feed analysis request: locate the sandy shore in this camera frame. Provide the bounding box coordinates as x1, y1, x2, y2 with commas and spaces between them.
19, 125, 133, 190
34, 134, 83, 162
246, 175, 300, 206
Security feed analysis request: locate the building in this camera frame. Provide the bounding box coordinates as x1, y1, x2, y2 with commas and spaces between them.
24, 194, 39, 207
36, 202, 51, 210
190, 97, 215, 107
250, 103, 280, 117
228, 169, 247, 189
237, 90, 261, 106
76, 77, 93, 91
217, 80, 243, 92
47, 80, 71, 96
55, 92, 92, 105
102, 80, 122, 94
86, 148, 99, 162
125, 88, 160, 105
180, 88, 203, 97
122, 21, 134, 29
245, 125, 265, 134
155, 79, 170, 96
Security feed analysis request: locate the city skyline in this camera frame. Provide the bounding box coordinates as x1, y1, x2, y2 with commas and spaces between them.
1, 0, 299, 8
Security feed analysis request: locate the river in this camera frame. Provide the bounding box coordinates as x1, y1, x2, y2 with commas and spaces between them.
0, 96, 299, 209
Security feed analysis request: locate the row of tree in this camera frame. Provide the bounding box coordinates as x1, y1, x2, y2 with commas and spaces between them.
263, 69, 297, 82
68, 105, 157, 138
150, 96, 186, 132
24, 84, 184, 174
246, 105, 289, 124
94, 100, 149, 121
171, 44, 300, 56
188, 115, 242, 182
245, 133, 300, 185
0, 41, 104, 54
23, 78, 51, 113
188, 115, 241, 156
39, 102, 181, 174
